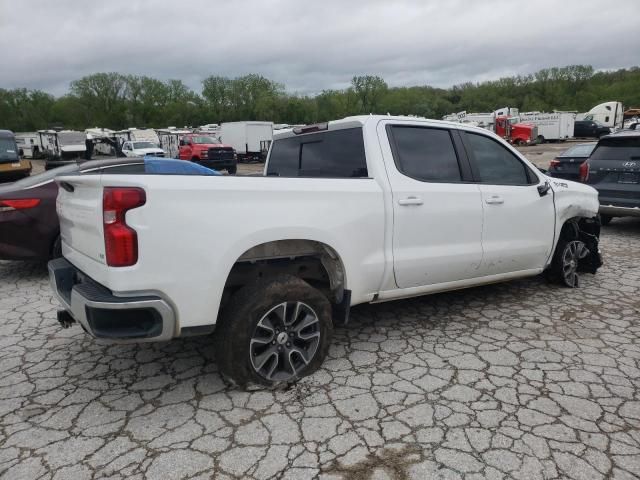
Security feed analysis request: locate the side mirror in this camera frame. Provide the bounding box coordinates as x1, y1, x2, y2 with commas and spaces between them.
537, 181, 551, 197
179, 140, 184, 146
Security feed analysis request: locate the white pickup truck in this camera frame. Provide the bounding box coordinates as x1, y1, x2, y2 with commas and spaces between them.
49, 115, 602, 387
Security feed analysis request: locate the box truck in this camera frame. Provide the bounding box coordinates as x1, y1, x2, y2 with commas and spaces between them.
518, 112, 576, 142
220, 121, 273, 162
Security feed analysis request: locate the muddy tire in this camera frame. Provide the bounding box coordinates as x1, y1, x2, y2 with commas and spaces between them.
214, 275, 333, 388
600, 214, 612, 226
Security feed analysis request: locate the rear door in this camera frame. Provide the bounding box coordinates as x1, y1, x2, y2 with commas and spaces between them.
379, 122, 484, 288
461, 130, 555, 275
587, 135, 640, 209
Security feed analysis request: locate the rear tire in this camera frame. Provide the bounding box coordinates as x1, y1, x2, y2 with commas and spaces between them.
600, 215, 612, 226
214, 275, 333, 388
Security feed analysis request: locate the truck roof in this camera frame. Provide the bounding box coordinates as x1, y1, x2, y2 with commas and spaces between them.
273, 115, 480, 140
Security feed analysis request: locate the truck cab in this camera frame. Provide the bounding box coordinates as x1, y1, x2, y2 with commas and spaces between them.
178, 134, 237, 174
494, 116, 537, 145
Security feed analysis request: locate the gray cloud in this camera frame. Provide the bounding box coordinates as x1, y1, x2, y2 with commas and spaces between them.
1, 0, 639, 96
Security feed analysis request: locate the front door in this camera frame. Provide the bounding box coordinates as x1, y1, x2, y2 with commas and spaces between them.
380, 123, 484, 289
461, 131, 555, 275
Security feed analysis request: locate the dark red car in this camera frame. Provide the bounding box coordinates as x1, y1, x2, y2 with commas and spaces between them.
0, 158, 147, 261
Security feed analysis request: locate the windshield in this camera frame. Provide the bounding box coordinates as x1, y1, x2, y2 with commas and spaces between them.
0, 138, 19, 161
133, 141, 158, 149
561, 144, 596, 157
57, 132, 86, 146
191, 136, 218, 144
590, 137, 640, 161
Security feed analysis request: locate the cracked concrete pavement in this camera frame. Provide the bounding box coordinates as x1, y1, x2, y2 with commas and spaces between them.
1, 220, 639, 479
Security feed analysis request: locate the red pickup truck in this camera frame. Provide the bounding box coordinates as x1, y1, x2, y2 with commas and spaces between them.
179, 134, 237, 174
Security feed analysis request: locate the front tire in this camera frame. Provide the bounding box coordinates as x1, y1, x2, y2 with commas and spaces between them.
214, 275, 333, 387
227, 165, 237, 175
548, 236, 589, 288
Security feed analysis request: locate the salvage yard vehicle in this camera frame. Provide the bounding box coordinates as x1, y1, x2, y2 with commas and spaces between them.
178, 133, 237, 174
0, 157, 217, 261
220, 121, 273, 162
49, 115, 602, 387
583, 131, 640, 225
574, 120, 611, 139
121, 141, 165, 158
38, 130, 87, 170
444, 108, 538, 145
0, 130, 32, 182
519, 111, 575, 143
14, 132, 42, 158
547, 142, 596, 181
580, 101, 624, 131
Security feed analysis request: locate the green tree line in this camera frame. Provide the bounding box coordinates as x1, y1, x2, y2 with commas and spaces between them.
1, 65, 639, 132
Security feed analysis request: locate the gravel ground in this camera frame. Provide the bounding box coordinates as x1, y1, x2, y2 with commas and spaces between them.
1, 217, 639, 479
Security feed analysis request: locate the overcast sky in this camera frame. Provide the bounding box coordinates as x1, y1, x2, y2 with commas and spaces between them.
1, 0, 639, 96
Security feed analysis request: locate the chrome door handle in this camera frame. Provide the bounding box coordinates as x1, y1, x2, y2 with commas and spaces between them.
485, 195, 504, 205
398, 196, 423, 206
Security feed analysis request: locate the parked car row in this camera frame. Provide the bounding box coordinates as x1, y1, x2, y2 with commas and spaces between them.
548, 130, 640, 225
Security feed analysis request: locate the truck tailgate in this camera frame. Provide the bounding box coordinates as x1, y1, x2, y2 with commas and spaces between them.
56, 175, 106, 266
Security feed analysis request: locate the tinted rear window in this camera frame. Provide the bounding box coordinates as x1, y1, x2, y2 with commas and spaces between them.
388, 126, 462, 182
561, 144, 596, 157
591, 137, 640, 161
267, 128, 368, 178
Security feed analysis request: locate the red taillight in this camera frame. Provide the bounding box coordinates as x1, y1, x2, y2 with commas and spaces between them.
0, 199, 41, 212
579, 161, 590, 182
549, 159, 560, 168
103, 187, 146, 267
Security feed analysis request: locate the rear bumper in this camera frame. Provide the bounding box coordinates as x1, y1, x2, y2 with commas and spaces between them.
48, 257, 176, 343
599, 205, 640, 217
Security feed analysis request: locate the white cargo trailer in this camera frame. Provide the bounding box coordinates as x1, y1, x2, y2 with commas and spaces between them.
220, 121, 273, 162
85, 128, 118, 156
518, 112, 575, 142
156, 128, 192, 158
14, 132, 43, 158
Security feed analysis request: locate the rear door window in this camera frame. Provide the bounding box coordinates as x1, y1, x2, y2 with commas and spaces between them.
388, 126, 462, 182
267, 128, 367, 178
590, 137, 640, 161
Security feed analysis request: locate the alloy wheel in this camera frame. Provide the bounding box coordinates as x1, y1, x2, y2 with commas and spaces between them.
561, 240, 589, 287
249, 301, 321, 382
